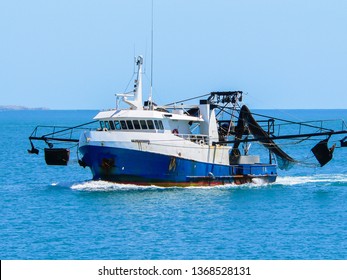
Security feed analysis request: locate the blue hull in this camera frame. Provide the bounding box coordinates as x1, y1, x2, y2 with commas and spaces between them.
79, 145, 277, 186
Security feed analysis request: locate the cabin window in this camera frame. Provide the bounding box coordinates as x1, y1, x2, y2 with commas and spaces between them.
133, 120, 141, 129
107, 119, 164, 131
99, 121, 105, 129
147, 120, 155, 129
126, 120, 134, 130
114, 121, 121, 130
120, 120, 128, 129
140, 120, 148, 129
109, 121, 115, 130
159, 120, 164, 130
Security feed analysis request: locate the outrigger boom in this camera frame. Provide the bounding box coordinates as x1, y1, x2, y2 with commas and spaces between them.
28, 120, 98, 147
28, 121, 98, 165
214, 130, 347, 145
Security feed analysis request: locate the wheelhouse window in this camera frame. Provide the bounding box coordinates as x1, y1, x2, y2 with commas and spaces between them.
158, 120, 164, 130
107, 119, 164, 131
120, 120, 128, 129
114, 121, 121, 130
109, 121, 115, 130
147, 120, 155, 129
126, 120, 134, 130
133, 120, 141, 129
154, 120, 164, 130
104, 121, 110, 130
140, 120, 148, 129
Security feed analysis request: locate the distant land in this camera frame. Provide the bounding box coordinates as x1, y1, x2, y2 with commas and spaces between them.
0, 105, 49, 111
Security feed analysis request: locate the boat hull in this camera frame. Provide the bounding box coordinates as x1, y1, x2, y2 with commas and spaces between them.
79, 145, 277, 186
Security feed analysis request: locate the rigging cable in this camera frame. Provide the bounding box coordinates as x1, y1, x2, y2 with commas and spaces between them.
165, 93, 211, 106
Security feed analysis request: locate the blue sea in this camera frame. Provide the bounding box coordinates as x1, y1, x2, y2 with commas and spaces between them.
1, 109, 347, 260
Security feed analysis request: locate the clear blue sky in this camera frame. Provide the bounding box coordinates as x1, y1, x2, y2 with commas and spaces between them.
1, 0, 346, 109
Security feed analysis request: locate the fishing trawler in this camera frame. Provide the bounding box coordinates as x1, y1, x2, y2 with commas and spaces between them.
28, 56, 347, 186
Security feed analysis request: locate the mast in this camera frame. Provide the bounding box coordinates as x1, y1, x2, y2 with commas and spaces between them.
118, 56, 144, 110
132, 56, 144, 110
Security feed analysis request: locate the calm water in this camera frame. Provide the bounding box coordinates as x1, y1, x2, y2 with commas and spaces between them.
1, 110, 347, 259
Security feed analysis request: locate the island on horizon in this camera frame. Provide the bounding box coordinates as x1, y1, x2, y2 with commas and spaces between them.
0, 105, 50, 111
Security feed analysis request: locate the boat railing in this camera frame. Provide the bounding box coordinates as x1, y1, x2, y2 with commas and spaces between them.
177, 134, 209, 145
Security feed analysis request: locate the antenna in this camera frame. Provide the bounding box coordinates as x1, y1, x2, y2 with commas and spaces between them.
149, 0, 154, 109
133, 44, 136, 74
